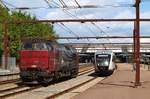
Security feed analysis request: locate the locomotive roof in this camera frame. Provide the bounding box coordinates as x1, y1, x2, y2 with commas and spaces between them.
21, 38, 57, 43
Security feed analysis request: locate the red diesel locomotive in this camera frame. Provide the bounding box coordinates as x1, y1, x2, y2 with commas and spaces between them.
19, 39, 79, 84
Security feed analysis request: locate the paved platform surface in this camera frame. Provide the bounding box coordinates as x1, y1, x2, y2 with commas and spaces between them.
72, 63, 150, 99
0, 68, 19, 75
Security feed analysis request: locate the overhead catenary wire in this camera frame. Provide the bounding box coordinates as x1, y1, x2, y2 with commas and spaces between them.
55, 0, 99, 38
0, 0, 9, 10
72, 1, 113, 45
76, 2, 113, 45
51, 1, 87, 39
48, 1, 80, 38
44, 0, 52, 8
53, 0, 113, 45
74, 0, 81, 8
8, 4, 135, 10
1, 0, 16, 8
59, 0, 67, 7
2, 0, 135, 10
58, 0, 111, 44
1, 0, 136, 45
45, 1, 84, 44
60, 23, 79, 37
91, 22, 113, 43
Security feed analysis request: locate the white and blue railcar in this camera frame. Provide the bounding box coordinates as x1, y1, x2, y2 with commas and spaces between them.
94, 51, 117, 74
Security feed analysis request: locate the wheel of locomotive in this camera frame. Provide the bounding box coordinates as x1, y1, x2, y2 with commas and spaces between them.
21, 77, 28, 83
71, 68, 78, 78
54, 71, 61, 81
38, 77, 52, 86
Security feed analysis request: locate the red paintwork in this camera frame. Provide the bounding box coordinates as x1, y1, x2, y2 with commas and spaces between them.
19, 50, 56, 72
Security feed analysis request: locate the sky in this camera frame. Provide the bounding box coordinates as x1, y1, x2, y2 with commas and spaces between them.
1, 0, 150, 44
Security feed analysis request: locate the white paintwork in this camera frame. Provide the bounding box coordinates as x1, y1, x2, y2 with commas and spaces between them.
94, 50, 116, 71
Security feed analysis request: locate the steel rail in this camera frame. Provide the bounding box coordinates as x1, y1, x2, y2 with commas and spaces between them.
46, 77, 97, 99
0, 79, 20, 85
0, 66, 94, 98
0, 73, 19, 77
46, 66, 108, 99
0, 85, 42, 98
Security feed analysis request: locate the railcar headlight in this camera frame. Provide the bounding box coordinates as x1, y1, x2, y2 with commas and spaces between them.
104, 61, 109, 66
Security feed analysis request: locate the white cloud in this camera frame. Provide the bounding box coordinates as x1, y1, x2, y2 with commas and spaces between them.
141, 11, 150, 18
141, 38, 150, 43
5, 0, 47, 7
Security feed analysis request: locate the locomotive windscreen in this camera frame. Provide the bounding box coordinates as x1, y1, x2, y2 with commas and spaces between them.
22, 42, 48, 50
96, 54, 111, 66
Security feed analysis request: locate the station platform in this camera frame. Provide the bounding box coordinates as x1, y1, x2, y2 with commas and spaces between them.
72, 63, 150, 99
0, 67, 19, 75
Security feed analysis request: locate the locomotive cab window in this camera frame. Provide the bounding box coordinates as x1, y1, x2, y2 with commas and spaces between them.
34, 43, 47, 50
22, 42, 48, 50
46, 42, 53, 51
22, 42, 32, 50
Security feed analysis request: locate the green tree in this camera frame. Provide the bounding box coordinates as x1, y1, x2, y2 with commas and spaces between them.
0, 4, 10, 53
0, 4, 56, 59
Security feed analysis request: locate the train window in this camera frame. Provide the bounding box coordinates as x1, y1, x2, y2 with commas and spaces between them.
112, 55, 116, 62
34, 43, 47, 50
96, 54, 111, 66
65, 46, 70, 51
46, 42, 53, 51
22, 43, 32, 50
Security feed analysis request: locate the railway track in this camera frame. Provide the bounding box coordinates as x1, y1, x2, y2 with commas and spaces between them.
46, 69, 111, 99
0, 73, 20, 85
0, 65, 93, 85
0, 79, 21, 85
0, 85, 42, 99
0, 64, 92, 85
0, 66, 94, 99
46, 77, 97, 99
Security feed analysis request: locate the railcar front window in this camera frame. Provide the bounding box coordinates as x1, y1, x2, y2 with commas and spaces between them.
96, 54, 111, 66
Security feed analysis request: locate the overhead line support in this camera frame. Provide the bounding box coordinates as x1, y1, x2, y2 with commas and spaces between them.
4, 19, 150, 24
134, 0, 141, 87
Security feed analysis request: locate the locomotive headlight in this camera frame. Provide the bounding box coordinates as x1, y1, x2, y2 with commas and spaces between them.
31, 65, 37, 68
61, 59, 64, 64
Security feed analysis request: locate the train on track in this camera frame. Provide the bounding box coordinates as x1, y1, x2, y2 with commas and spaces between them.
19, 39, 79, 85
94, 51, 117, 74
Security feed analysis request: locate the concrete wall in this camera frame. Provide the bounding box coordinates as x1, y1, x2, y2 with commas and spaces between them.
1, 56, 16, 70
